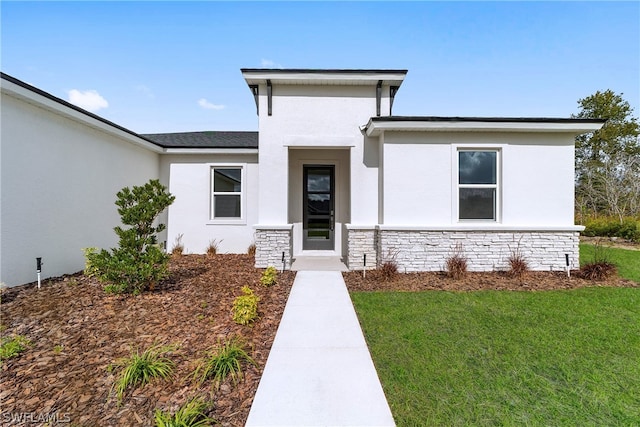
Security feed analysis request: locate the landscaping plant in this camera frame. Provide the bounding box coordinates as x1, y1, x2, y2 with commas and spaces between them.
172, 233, 185, 256
445, 243, 468, 279
247, 243, 256, 257
84, 179, 175, 294
507, 239, 529, 278
154, 397, 214, 427
579, 241, 618, 281
192, 337, 256, 389
232, 286, 259, 325
109, 343, 176, 403
206, 239, 220, 256
260, 266, 278, 286
0, 335, 31, 363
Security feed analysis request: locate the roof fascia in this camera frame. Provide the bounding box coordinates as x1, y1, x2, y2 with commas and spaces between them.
1, 74, 164, 154
161, 148, 259, 155
365, 119, 605, 137
241, 69, 407, 86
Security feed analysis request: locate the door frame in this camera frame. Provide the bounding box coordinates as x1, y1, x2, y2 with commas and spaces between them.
302, 164, 335, 250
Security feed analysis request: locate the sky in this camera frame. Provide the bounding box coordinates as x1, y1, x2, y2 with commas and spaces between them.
2, 1, 638, 134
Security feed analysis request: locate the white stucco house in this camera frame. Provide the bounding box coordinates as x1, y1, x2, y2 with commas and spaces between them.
1, 69, 604, 286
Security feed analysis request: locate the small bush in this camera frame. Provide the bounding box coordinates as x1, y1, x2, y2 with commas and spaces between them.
192, 337, 256, 389
260, 266, 278, 286
84, 179, 175, 294
171, 234, 184, 256
206, 239, 220, 256
154, 397, 214, 427
247, 244, 256, 257
446, 244, 468, 280
377, 261, 399, 281
233, 286, 259, 325
507, 239, 529, 278
109, 343, 176, 403
0, 335, 31, 362
579, 242, 618, 281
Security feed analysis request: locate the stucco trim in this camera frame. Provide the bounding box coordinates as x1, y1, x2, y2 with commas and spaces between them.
253, 224, 294, 230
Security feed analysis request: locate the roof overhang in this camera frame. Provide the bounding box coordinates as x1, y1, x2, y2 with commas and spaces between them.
241, 68, 407, 87
1, 73, 164, 154
365, 116, 606, 137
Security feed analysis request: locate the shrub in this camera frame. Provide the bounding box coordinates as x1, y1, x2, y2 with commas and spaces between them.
206, 239, 220, 256
154, 398, 214, 427
247, 243, 256, 257
260, 266, 278, 287
446, 244, 468, 280
192, 337, 256, 389
0, 335, 31, 362
84, 179, 175, 294
233, 286, 259, 325
109, 343, 176, 403
579, 242, 618, 281
582, 216, 640, 242
376, 249, 400, 281
171, 234, 184, 256
507, 239, 529, 278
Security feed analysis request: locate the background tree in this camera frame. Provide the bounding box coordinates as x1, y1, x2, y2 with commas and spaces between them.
573, 90, 640, 222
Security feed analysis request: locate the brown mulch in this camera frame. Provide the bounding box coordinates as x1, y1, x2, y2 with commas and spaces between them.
0, 254, 294, 427
344, 269, 639, 292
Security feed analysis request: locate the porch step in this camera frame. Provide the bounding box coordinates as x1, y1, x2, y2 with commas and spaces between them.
291, 256, 348, 271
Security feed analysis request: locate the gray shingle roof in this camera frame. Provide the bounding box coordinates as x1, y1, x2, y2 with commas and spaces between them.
142, 131, 258, 149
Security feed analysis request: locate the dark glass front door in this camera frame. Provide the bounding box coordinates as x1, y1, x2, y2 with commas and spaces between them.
303, 165, 335, 250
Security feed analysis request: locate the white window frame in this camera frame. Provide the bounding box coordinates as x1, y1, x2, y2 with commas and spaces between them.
456, 148, 501, 223
209, 164, 246, 224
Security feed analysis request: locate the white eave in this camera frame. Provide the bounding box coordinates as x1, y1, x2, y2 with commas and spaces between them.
365, 118, 605, 137
1, 75, 164, 154
241, 69, 407, 87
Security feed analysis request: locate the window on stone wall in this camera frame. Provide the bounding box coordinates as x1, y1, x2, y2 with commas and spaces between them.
458, 150, 499, 221
211, 166, 243, 219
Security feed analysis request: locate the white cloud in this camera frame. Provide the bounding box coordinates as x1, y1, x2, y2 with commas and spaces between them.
67, 89, 109, 112
261, 58, 282, 68
198, 98, 225, 110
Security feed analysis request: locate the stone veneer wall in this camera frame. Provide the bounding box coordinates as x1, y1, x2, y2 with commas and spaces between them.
377, 230, 580, 272
346, 227, 378, 270
254, 228, 292, 269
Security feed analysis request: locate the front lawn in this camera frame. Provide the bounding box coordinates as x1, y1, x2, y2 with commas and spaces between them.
352, 288, 640, 426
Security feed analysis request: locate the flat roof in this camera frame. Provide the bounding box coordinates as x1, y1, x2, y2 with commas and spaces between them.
242, 68, 408, 86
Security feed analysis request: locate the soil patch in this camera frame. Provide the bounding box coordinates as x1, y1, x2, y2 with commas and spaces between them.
1, 254, 294, 426
344, 269, 638, 292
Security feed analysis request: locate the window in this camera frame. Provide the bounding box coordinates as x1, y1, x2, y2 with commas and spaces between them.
211, 167, 243, 220
458, 150, 499, 221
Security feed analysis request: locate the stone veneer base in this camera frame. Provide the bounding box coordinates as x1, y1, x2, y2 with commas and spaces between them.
347, 227, 580, 272
254, 227, 292, 269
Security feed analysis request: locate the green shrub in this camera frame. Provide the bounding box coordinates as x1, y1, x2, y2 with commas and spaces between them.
260, 266, 278, 286
192, 337, 256, 389
84, 179, 175, 294
582, 217, 640, 242
233, 286, 259, 325
0, 335, 31, 362
154, 398, 214, 427
109, 343, 176, 403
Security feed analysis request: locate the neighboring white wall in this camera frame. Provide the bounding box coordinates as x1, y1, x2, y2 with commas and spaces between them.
161, 153, 259, 254
1, 89, 160, 286
381, 131, 577, 227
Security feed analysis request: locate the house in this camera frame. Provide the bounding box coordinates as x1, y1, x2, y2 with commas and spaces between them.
0, 69, 604, 286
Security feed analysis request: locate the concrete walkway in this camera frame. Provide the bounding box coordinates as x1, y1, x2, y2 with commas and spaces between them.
245, 270, 395, 427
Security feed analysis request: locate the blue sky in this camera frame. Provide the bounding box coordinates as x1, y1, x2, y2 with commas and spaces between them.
2, 1, 638, 133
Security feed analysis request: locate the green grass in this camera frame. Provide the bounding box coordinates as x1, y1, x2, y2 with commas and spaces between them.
109, 343, 176, 403
352, 288, 640, 426
580, 243, 640, 282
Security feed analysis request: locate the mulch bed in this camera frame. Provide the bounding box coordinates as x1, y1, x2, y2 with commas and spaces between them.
344, 269, 639, 292
0, 254, 294, 427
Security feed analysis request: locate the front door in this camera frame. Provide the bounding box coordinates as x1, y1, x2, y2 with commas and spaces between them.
303, 165, 335, 250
